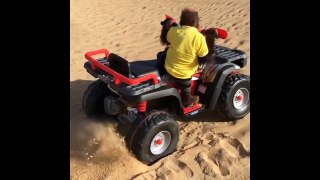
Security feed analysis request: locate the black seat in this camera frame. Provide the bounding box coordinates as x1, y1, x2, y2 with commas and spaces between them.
108, 53, 131, 77
130, 60, 160, 78
108, 53, 160, 78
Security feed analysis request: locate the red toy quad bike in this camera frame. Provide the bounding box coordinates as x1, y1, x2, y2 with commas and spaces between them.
82, 16, 250, 165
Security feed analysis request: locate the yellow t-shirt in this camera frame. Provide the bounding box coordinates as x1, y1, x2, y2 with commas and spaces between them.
164, 26, 209, 79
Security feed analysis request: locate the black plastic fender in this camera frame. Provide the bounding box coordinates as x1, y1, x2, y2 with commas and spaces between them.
199, 63, 236, 110
210, 65, 236, 109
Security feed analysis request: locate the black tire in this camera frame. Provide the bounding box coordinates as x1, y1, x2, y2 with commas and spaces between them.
217, 74, 250, 120
125, 111, 179, 165
82, 79, 110, 117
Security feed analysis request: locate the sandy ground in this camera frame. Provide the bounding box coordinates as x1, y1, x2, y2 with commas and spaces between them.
70, 0, 250, 179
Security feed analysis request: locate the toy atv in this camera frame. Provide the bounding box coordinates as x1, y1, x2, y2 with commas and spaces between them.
82, 17, 250, 165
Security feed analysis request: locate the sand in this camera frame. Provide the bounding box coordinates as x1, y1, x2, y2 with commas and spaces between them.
70, 0, 250, 179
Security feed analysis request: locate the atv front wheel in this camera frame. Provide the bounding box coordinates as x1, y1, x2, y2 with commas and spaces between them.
217, 74, 250, 120
126, 111, 179, 165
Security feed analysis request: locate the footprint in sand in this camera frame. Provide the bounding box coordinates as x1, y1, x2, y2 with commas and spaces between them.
195, 152, 220, 178
196, 134, 250, 177
201, 132, 218, 146
155, 165, 172, 179
164, 159, 194, 178
207, 148, 234, 176
204, 133, 214, 141
221, 138, 250, 158
181, 136, 201, 150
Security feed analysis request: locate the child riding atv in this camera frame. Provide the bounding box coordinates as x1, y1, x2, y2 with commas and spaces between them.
82, 10, 249, 165
158, 8, 224, 107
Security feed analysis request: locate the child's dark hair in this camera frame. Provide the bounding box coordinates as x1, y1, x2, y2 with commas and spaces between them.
160, 18, 177, 46
179, 8, 199, 28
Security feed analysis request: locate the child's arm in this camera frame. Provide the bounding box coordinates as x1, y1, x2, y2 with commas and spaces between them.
203, 28, 217, 55
198, 28, 218, 64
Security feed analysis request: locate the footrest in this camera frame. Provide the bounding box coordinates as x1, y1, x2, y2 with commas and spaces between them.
183, 103, 205, 116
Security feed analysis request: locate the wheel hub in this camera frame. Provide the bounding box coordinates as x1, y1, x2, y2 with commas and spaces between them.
233, 88, 249, 110
236, 95, 243, 101
150, 131, 171, 155
156, 139, 163, 145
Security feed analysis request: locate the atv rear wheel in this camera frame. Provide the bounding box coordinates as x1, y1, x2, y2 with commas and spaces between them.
125, 111, 179, 165
217, 74, 250, 120
82, 79, 111, 117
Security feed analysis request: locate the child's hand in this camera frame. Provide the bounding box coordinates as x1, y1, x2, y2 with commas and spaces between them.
201, 28, 228, 39
204, 28, 218, 38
